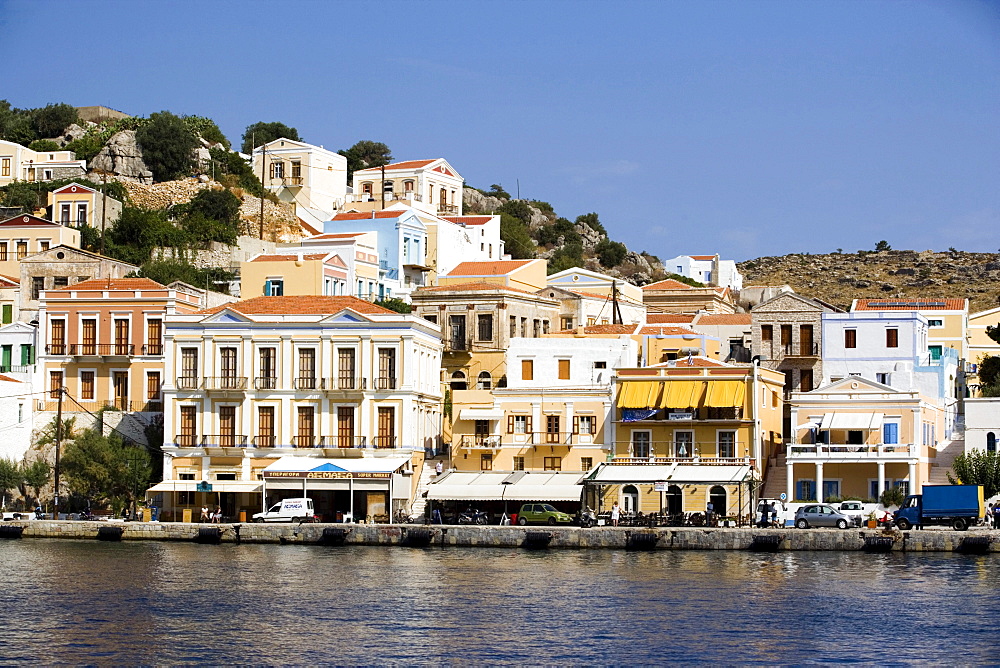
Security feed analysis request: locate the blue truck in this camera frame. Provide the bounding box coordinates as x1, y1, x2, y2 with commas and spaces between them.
893, 485, 984, 531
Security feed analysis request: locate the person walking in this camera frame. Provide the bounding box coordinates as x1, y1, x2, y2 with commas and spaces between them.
611, 502, 621, 527
435, 461, 443, 476
706, 501, 714, 526
992, 502, 1000, 529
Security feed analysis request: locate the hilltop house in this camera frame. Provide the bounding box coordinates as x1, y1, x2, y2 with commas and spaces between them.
348, 159, 464, 217
662, 254, 744, 290
251, 138, 348, 220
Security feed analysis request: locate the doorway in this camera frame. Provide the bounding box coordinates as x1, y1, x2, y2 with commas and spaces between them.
665, 485, 682, 515
622, 485, 639, 514
709, 485, 727, 517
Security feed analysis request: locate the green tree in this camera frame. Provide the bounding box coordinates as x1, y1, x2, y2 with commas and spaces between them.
499, 200, 533, 225
879, 486, 906, 508
135, 111, 198, 182
28, 139, 61, 152
0, 458, 19, 507
20, 459, 50, 506
182, 115, 230, 149
61, 429, 151, 513
0, 180, 45, 211
65, 133, 106, 162
374, 298, 412, 314
30, 103, 78, 138
986, 325, 1000, 346
499, 213, 535, 259
0, 101, 36, 145
488, 184, 510, 199
106, 206, 184, 265
948, 450, 1000, 499
875, 240, 892, 252
134, 260, 234, 293
339, 140, 392, 180
979, 355, 1000, 387
241, 121, 301, 154
547, 241, 585, 275
536, 217, 579, 246
179, 212, 238, 247
180, 188, 241, 226
595, 239, 628, 268
208, 147, 266, 198
575, 212, 606, 236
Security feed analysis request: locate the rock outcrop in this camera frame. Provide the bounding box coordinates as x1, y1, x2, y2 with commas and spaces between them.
463, 188, 504, 214
89, 130, 153, 183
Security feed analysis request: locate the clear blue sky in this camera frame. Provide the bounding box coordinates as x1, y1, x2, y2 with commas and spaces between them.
2, 0, 997, 261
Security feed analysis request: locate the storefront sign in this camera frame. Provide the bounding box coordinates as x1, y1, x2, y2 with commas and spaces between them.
265, 471, 392, 480
668, 412, 693, 420
653, 481, 668, 492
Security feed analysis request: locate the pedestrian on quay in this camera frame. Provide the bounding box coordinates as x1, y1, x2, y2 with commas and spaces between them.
992, 503, 1000, 529
435, 461, 443, 476
200, 505, 210, 523
611, 502, 621, 527
770, 501, 779, 527
706, 501, 714, 526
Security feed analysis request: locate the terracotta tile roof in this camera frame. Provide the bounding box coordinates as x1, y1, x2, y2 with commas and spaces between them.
0, 275, 18, 286
61, 278, 166, 291
0, 374, 21, 383
566, 324, 639, 334
250, 254, 329, 263
651, 357, 726, 368
331, 211, 405, 221
354, 159, 437, 173
447, 260, 533, 276
642, 279, 696, 291
645, 314, 696, 324
414, 281, 537, 296
640, 325, 700, 336
197, 296, 395, 316
309, 232, 366, 240
853, 298, 968, 311
442, 216, 494, 225
696, 314, 751, 325
689, 255, 717, 261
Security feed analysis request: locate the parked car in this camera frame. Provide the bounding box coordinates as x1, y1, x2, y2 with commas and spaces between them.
252, 498, 317, 523
794, 504, 855, 529
836, 501, 867, 523
516, 503, 573, 525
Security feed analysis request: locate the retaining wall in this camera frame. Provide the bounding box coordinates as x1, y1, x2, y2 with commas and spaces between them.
4, 521, 999, 553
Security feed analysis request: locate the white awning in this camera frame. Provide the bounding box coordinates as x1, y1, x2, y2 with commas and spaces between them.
458, 408, 504, 421
585, 463, 751, 485
820, 413, 884, 430
426, 471, 584, 502
147, 480, 262, 493
261, 456, 410, 475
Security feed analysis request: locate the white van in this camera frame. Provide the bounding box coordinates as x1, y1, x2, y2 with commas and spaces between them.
252, 498, 317, 523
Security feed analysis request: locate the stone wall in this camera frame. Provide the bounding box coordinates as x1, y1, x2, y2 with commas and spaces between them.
153, 235, 277, 273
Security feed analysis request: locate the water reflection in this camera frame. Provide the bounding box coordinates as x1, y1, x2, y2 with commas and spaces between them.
0, 541, 997, 663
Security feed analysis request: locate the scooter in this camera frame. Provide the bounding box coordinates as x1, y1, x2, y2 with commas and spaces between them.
458, 508, 489, 525
578, 507, 597, 528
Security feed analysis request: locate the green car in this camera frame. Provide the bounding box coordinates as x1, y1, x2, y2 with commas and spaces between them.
516, 503, 573, 526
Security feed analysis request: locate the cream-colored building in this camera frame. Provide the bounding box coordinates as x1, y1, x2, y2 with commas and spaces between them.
0, 214, 81, 278
542, 267, 646, 330
967, 306, 1000, 367
349, 159, 464, 216
0, 140, 86, 186
47, 182, 122, 229
18, 245, 137, 322
240, 252, 350, 299
251, 138, 348, 217
642, 278, 737, 314
152, 295, 443, 523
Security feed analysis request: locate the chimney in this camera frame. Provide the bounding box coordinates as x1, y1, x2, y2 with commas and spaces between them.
575, 325, 585, 337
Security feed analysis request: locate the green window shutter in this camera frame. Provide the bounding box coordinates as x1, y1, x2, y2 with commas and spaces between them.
1, 304, 10, 324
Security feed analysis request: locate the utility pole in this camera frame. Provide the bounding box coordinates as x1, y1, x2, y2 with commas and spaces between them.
380, 163, 386, 211
611, 280, 623, 325
53, 386, 64, 519
100, 171, 107, 256
258, 135, 266, 240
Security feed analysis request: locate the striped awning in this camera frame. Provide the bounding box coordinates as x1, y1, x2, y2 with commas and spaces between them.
820, 413, 884, 430
618, 380, 745, 409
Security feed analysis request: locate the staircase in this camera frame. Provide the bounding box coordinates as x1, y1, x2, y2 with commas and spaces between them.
928, 433, 964, 485
760, 453, 788, 499
408, 457, 440, 519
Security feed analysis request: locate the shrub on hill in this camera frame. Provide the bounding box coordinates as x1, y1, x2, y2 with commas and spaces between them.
135, 111, 198, 182
500, 213, 535, 260
133, 259, 234, 294
241, 121, 300, 154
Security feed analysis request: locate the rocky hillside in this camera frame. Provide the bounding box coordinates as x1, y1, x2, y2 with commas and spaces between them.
739, 250, 1000, 312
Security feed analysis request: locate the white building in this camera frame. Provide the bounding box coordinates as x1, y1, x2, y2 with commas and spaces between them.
964, 398, 1000, 455
0, 373, 34, 465
349, 159, 464, 217
0, 140, 86, 186
544, 267, 646, 329
251, 138, 348, 220
663, 254, 743, 290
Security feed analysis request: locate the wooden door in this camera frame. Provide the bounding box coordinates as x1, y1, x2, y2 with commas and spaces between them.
377, 406, 395, 448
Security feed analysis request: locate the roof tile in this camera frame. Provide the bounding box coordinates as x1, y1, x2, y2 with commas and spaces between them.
446, 260, 533, 276
853, 298, 968, 311
196, 296, 396, 316
645, 313, 696, 324
354, 159, 437, 173
331, 211, 405, 221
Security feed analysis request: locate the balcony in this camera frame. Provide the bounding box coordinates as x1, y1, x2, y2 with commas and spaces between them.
202, 434, 248, 447
254, 376, 277, 390
174, 434, 201, 447
283, 176, 304, 186
787, 443, 917, 460
437, 204, 459, 215
782, 342, 819, 358
203, 376, 248, 392
458, 435, 503, 449
38, 399, 139, 412
46, 343, 68, 356
293, 435, 326, 448
373, 377, 397, 391
253, 435, 277, 448
142, 344, 164, 356
326, 436, 368, 449
371, 435, 397, 449
176, 376, 200, 391
610, 455, 754, 466
294, 376, 320, 391
618, 407, 744, 422
616, 440, 746, 460
71, 343, 135, 358
325, 376, 365, 392
448, 337, 471, 352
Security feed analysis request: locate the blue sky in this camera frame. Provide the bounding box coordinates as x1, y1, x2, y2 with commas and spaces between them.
1, 0, 997, 261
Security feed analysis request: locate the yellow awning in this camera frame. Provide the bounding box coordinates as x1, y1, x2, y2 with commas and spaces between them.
704, 381, 746, 408
662, 381, 706, 409
619, 382, 664, 409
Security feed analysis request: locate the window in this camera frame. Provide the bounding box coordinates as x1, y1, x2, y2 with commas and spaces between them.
876, 372, 890, 385
376, 406, 395, 448
16, 242, 27, 260
81, 318, 97, 355
146, 372, 161, 401
423, 314, 437, 325
477, 371, 492, 390
533, 319, 541, 338
31, 276, 44, 301
632, 431, 651, 458
76, 203, 87, 226
337, 407, 355, 447
927, 319, 943, 328
264, 278, 283, 296
761, 325, 773, 342
1, 158, 8, 177
291, 161, 301, 179
929, 345, 942, 362
257, 406, 275, 447
595, 361, 607, 369
509, 316, 517, 338
50, 318, 65, 354
220, 347, 238, 383
49, 370, 63, 398
270, 161, 284, 179
0, 244, 7, 261
886, 328, 898, 348
561, 317, 573, 330
508, 415, 531, 434
114, 319, 130, 355
20, 344, 34, 366
581, 457, 593, 471
297, 348, 316, 389
480, 453, 493, 471
377, 348, 396, 390
558, 359, 570, 380
521, 359, 533, 381
543, 456, 562, 471
513, 456, 524, 471
574, 415, 594, 435
218, 406, 237, 446
179, 405, 197, 446
780, 324, 792, 348
520, 317, 527, 337
146, 319, 162, 355
800, 369, 813, 392
112, 371, 128, 409
718, 431, 736, 458
477, 314, 493, 341
80, 371, 95, 400
883, 422, 899, 445
545, 415, 560, 443
338, 348, 356, 389
60, 204, 71, 224
674, 431, 693, 457
987, 432, 996, 453
449, 315, 466, 350
845, 329, 857, 349
180, 347, 199, 389
39, 240, 49, 252
796, 480, 816, 501
450, 371, 467, 391
542, 320, 550, 334
296, 406, 314, 447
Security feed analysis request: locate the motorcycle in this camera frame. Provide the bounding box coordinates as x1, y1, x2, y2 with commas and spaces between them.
458, 508, 489, 525
578, 507, 597, 528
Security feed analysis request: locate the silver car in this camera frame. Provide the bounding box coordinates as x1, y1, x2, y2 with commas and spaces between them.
794, 504, 854, 529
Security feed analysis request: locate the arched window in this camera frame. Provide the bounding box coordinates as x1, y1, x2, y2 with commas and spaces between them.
403, 180, 414, 192
709, 485, 727, 517
382, 180, 394, 193
665, 484, 682, 515
477, 371, 492, 390
622, 485, 639, 515
450, 370, 467, 391
361, 182, 373, 195
988, 432, 996, 453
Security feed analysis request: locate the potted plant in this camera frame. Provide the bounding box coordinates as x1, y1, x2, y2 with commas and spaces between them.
866, 511, 877, 529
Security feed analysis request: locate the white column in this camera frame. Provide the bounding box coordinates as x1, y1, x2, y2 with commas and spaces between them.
815, 462, 824, 502
877, 461, 886, 498
786, 461, 794, 502
909, 461, 917, 494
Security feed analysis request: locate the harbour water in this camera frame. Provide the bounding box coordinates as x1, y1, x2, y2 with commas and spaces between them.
0, 540, 997, 664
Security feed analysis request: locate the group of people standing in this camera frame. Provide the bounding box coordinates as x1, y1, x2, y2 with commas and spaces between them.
988, 503, 1000, 529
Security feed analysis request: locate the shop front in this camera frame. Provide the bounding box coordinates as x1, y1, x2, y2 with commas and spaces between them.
146, 480, 263, 522
426, 471, 585, 523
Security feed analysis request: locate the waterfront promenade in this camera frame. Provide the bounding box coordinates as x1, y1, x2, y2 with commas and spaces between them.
4, 520, 999, 552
